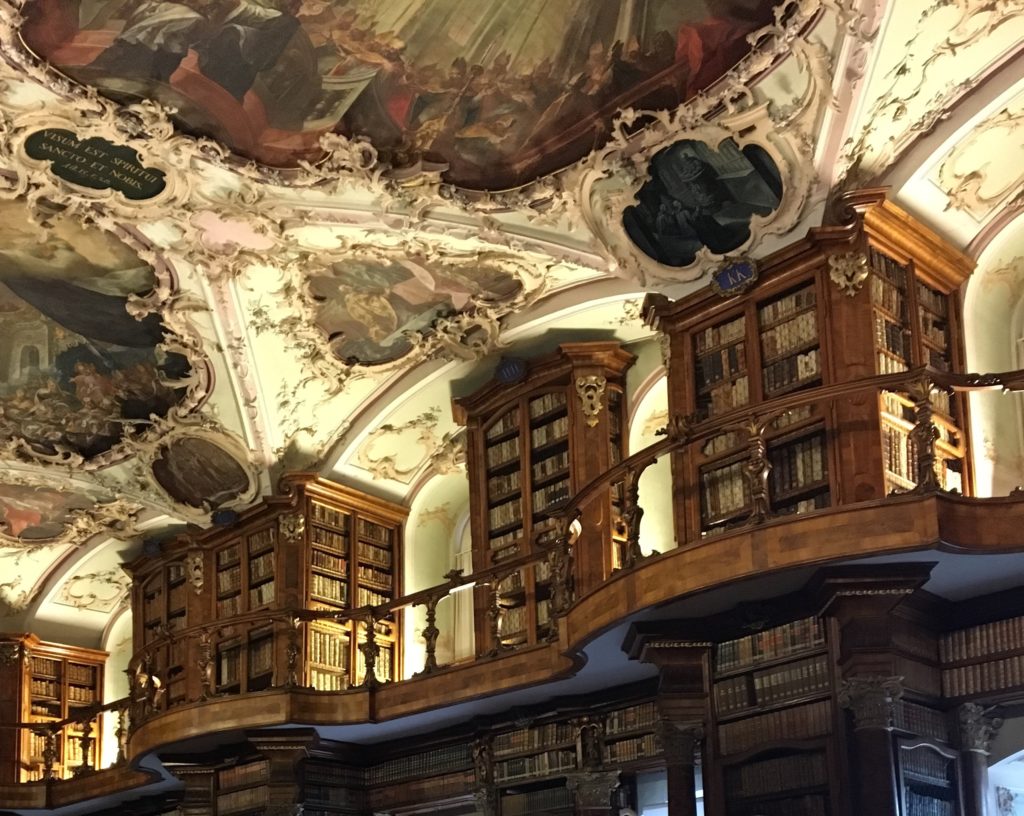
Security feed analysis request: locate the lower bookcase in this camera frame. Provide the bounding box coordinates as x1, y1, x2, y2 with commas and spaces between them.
896, 738, 963, 816
722, 746, 830, 816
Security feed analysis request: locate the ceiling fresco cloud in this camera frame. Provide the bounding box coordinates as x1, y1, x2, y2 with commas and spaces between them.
21, 0, 778, 189
0, 200, 191, 463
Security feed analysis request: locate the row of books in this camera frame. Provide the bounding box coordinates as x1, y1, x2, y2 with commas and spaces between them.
493, 721, 575, 755
501, 787, 573, 816
65, 736, 92, 763
31, 657, 60, 677
871, 274, 906, 317
357, 587, 391, 607
487, 436, 521, 468
716, 654, 829, 713
488, 469, 520, 498
532, 480, 571, 513
536, 598, 551, 627
769, 433, 826, 496
606, 701, 657, 735
694, 315, 745, 354
249, 580, 276, 608
700, 459, 750, 521
500, 605, 527, 638
531, 416, 569, 448
925, 347, 951, 372
219, 760, 269, 790
535, 559, 552, 582
702, 375, 750, 418
27, 730, 53, 761
357, 541, 393, 567
66, 664, 94, 685
497, 571, 523, 595
777, 494, 831, 516
917, 282, 948, 316
697, 340, 747, 387
941, 654, 1024, 697
906, 791, 955, 816
29, 701, 59, 716
878, 349, 911, 374
763, 348, 820, 395
920, 312, 949, 348
704, 430, 742, 458
902, 748, 952, 785
533, 449, 570, 481
310, 668, 347, 691
881, 422, 917, 486
716, 617, 825, 673
726, 751, 827, 798
357, 563, 391, 587
311, 526, 348, 552
249, 551, 274, 582
312, 549, 346, 573
305, 762, 363, 785
309, 625, 349, 667
216, 546, 240, 569
218, 647, 241, 686
486, 409, 520, 440
732, 794, 828, 816
248, 527, 275, 555
217, 565, 241, 594
305, 784, 355, 806
605, 732, 659, 763
30, 678, 59, 699
366, 744, 471, 785
759, 285, 816, 327
357, 519, 391, 543
761, 310, 817, 362
718, 700, 832, 756
217, 787, 269, 814
940, 615, 1024, 662
489, 532, 521, 553
310, 573, 346, 603
66, 684, 96, 703
249, 637, 273, 676
489, 497, 523, 530
494, 748, 577, 782
217, 595, 241, 617
311, 502, 349, 529
874, 314, 910, 359
869, 248, 909, 288
529, 391, 568, 419
894, 701, 949, 742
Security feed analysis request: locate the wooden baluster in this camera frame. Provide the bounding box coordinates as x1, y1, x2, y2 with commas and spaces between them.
197, 628, 215, 701
485, 577, 509, 657
73, 714, 94, 776
620, 465, 646, 569
284, 616, 302, 688
743, 416, 773, 524
907, 376, 941, 493
417, 593, 442, 676
36, 725, 57, 781
358, 611, 381, 689
114, 702, 129, 765
547, 524, 574, 622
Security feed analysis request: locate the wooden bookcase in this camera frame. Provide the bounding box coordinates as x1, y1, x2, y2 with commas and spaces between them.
646, 193, 973, 541
127, 476, 407, 701
215, 758, 270, 815
709, 617, 839, 816
0, 634, 106, 782
454, 342, 635, 653
897, 738, 964, 816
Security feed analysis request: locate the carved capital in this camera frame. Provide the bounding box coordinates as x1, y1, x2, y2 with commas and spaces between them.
828, 251, 870, 297
0, 641, 23, 667
576, 376, 607, 428
656, 721, 704, 766
187, 551, 204, 595
566, 770, 621, 810
959, 703, 1002, 754
839, 675, 904, 730
278, 513, 306, 543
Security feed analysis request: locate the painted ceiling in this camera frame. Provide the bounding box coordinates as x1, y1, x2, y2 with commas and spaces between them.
0, 0, 1020, 652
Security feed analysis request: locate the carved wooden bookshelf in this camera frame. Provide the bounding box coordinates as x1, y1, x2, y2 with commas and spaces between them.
127, 475, 407, 701
645, 191, 974, 542
453, 342, 634, 654
0, 634, 106, 783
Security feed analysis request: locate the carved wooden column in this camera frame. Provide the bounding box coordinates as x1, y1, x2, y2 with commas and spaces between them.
472, 735, 497, 816
567, 770, 621, 816
838, 675, 903, 816
169, 765, 216, 816
623, 626, 712, 816
958, 703, 1002, 816
815, 565, 933, 816
248, 728, 319, 815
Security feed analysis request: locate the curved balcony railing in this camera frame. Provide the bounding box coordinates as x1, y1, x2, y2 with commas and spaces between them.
92, 365, 1024, 763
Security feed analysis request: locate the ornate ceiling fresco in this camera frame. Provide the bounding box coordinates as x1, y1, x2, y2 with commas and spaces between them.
0, 0, 1018, 649
21, 0, 779, 188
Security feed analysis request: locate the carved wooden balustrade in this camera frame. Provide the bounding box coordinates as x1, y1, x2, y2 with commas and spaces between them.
0, 364, 1014, 793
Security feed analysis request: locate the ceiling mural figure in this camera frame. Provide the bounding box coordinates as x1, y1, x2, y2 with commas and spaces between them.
309, 255, 523, 365
151, 435, 254, 510
0, 200, 191, 461
0, 484, 94, 541
21, 0, 777, 188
